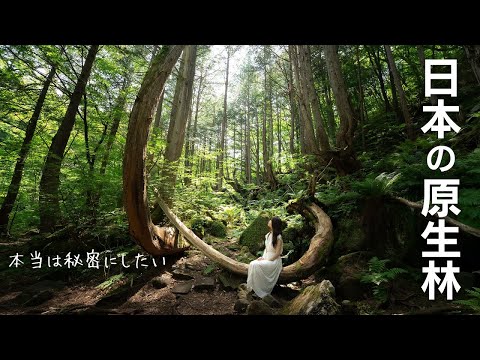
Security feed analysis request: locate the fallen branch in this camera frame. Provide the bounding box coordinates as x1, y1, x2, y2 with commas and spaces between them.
393, 196, 480, 238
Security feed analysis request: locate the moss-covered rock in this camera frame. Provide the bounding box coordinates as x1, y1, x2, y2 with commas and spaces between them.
281, 280, 340, 315
239, 214, 269, 254
190, 217, 206, 238
207, 220, 227, 238
326, 251, 371, 301
190, 217, 213, 238
332, 216, 366, 259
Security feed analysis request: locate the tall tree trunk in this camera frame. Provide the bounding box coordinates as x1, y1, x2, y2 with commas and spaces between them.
232, 109, 236, 177
39, 45, 98, 233
324, 45, 357, 149
184, 70, 204, 186
324, 82, 337, 145
366, 46, 392, 113
464, 45, 480, 85
388, 62, 401, 120
287, 47, 297, 154
239, 112, 243, 179
303, 45, 330, 151
263, 49, 277, 189
356, 46, 366, 151
84, 71, 133, 216
100, 73, 133, 176
217, 48, 230, 189
255, 110, 260, 184
324, 45, 361, 175
183, 104, 194, 185
0, 65, 56, 235
123, 45, 185, 255
291, 45, 318, 155
289, 45, 306, 154
153, 91, 165, 129
268, 70, 274, 158
276, 94, 282, 173
189, 72, 203, 160
159, 45, 197, 207
384, 45, 415, 140
245, 80, 252, 183
82, 92, 108, 218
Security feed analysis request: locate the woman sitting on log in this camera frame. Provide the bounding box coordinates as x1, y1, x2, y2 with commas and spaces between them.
247, 216, 283, 298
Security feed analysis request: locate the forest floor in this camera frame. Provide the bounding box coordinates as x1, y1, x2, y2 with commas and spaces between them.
0, 232, 468, 315
0, 242, 297, 315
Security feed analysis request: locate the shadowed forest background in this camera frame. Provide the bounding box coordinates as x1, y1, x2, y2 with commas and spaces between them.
1, 45, 480, 315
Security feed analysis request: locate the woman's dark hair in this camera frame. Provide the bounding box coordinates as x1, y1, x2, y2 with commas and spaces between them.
271, 216, 282, 248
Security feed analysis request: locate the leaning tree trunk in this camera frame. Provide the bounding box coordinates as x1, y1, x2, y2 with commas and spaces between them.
39, 45, 98, 233
0, 65, 56, 235
384, 45, 415, 140
123, 45, 185, 256
156, 196, 333, 282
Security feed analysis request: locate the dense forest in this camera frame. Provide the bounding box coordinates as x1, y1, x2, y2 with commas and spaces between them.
1, 45, 479, 315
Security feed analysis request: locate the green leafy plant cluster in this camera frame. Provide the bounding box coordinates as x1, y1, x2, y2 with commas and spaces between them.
454, 287, 480, 313
360, 256, 408, 303
352, 172, 401, 198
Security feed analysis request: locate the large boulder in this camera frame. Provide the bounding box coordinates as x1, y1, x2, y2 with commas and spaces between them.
326, 251, 371, 301
239, 214, 269, 255
281, 280, 340, 315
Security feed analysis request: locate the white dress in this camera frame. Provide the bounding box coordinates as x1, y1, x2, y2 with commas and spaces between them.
246, 232, 283, 298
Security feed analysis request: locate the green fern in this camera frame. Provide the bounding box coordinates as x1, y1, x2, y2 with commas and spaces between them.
361, 257, 408, 303
352, 172, 401, 198
454, 287, 480, 313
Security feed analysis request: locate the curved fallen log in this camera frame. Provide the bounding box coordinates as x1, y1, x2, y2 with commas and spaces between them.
156, 195, 334, 283
393, 196, 480, 238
